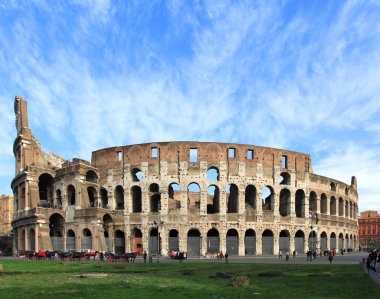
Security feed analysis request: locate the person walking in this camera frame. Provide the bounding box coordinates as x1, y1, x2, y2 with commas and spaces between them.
225, 252, 229, 264
328, 254, 333, 264
143, 251, 147, 263
279, 250, 283, 259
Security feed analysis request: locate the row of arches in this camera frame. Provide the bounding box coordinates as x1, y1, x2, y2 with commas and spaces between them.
34, 173, 357, 220
15, 212, 357, 256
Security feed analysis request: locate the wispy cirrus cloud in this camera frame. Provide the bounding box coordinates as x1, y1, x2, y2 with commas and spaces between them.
0, 1, 379, 211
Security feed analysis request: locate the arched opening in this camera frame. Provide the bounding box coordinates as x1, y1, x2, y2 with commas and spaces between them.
295, 230, 305, 254
320, 232, 328, 252
349, 234, 353, 250
38, 173, 54, 208
226, 184, 238, 213
206, 228, 220, 254
262, 229, 274, 255
131, 168, 143, 182
330, 232, 336, 251
168, 183, 181, 210
87, 187, 97, 207
67, 185, 76, 206
226, 229, 239, 255
349, 202, 353, 218
244, 229, 256, 255
20, 229, 25, 250
207, 167, 219, 181
115, 185, 124, 210
262, 186, 274, 211
338, 198, 344, 216
279, 188, 291, 217
149, 183, 161, 213
131, 186, 142, 213
103, 214, 113, 251
187, 229, 201, 256
330, 182, 336, 191
295, 189, 305, 218
149, 228, 159, 255
131, 228, 143, 256
338, 233, 344, 251
86, 170, 98, 183
187, 183, 200, 211
245, 185, 256, 209
330, 197, 337, 215
207, 185, 219, 214
345, 234, 349, 250
309, 191, 317, 213
56, 189, 63, 209
320, 193, 327, 214
100, 188, 108, 209
308, 231, 317, 251
29, 229, 35, 252
279, 172, 291, 185
168, 229, 179, 252
66, 230, 75, 251
344, 200, 348, 217
279, 230, 290, 252
49, 213, 65, 251
82, 229, 92, 251
115, 230, 125, 255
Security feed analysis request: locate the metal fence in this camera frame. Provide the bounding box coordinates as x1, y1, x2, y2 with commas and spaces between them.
244, 236, 256, 255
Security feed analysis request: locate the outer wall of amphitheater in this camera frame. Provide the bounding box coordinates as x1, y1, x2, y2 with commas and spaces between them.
11, 96, 359, 256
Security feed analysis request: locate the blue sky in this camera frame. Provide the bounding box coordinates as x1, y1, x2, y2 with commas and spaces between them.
0, 0, 379, 212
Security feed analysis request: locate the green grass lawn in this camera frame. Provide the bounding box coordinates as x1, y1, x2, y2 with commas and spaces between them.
0, 260, 378, 298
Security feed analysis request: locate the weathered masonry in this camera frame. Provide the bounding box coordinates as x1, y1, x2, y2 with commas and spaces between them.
11, 96, 359, 256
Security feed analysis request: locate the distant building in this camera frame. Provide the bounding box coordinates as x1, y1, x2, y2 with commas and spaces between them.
0, 194, 13, 236
359, 210, 380, 248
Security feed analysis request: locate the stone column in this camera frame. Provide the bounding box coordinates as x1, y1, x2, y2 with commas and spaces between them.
256, 232, 262, 255
160, 226, 168, 256
273, 233, 279, 257
239, 231, 245, 256
201, 234, 207, 256
238, 190, 245, 216
289, 234, 295, 254
160, 191, 168, 215
219, 187, 227, 221
200, 191, 207, 217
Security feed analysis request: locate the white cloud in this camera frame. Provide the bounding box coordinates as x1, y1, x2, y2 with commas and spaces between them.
0, 0, 380, 213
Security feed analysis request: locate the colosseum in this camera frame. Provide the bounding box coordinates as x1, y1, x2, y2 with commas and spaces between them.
11, 96, 359, 256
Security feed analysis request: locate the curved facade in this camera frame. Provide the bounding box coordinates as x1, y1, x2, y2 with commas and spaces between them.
11, 96, 359, 256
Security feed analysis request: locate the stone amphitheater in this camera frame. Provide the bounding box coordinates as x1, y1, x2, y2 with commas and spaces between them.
11, 96, 359, 256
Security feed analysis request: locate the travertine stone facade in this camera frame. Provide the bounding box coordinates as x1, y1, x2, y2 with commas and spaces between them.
11, 96, 359, 256
0, 194, 13, 236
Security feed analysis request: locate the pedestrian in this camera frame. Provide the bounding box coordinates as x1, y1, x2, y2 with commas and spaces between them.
293, 250, 296, 259
286, 251, 289, 262
179, 251, 184, 263
225, 252, 229, 264
366, 257, 371, 273
279, 250, 282, 259
328, 254, 333, 264
143, 251, 147, 263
